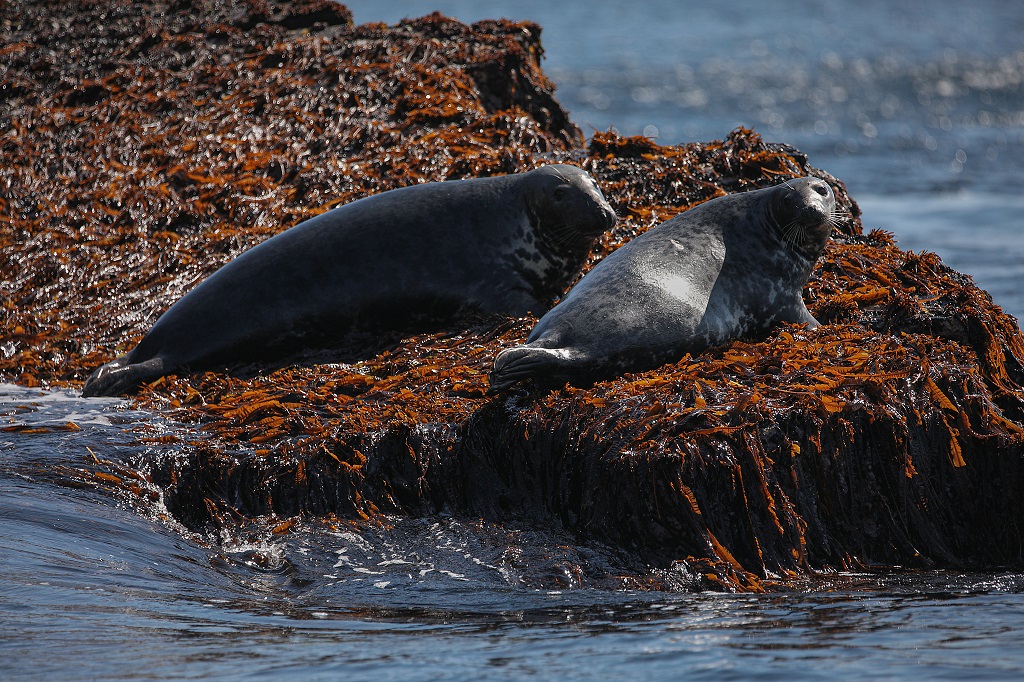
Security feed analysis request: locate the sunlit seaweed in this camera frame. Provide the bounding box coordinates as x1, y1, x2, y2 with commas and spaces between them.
4, 0, 1024, 591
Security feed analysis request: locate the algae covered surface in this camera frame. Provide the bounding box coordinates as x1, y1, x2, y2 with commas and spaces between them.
4, 0, 1024, 590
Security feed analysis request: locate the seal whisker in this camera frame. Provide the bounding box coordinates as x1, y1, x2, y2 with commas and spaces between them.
781, 218, 806, 248
541, 223, 577, 247
825, 206, 852, 229
543, 218, 600, 246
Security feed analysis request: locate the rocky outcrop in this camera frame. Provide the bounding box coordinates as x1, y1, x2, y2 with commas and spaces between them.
4, 0, 1024, 590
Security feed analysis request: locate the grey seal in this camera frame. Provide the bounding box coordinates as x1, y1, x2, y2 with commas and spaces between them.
83, 165, 616, 396
488, 176, 836, 392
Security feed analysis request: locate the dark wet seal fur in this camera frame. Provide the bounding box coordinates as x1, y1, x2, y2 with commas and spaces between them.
83, 165, 616, 396
489, 177, 838, 392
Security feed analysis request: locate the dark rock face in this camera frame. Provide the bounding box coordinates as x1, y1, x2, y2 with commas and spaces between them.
4, 0, 1024, 590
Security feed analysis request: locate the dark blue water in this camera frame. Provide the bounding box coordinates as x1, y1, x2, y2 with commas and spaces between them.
6, 2, 1024, 678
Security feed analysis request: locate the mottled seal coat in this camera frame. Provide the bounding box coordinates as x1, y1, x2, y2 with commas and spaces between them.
83, 165, 616, 396
489, 177, 837, 392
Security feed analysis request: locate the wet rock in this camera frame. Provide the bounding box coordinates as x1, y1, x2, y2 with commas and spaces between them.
4, 0, 1024, 590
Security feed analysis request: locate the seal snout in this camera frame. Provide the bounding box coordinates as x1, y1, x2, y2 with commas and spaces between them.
530, 164, 617, 240
781, 178, 835, 224
599, 201, 618, 231
806, 179, 836, 216
784, 177, 834, 211
771, 177, 836, 258
581, 174, 617, 232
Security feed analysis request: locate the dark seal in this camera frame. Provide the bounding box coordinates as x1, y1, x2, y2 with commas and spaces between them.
489, 177, 837, 392
83, 165, 616, 396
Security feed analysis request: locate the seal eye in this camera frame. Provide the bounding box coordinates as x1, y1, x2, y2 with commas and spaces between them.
553, 187, 568, 201
810, 181, 831, 197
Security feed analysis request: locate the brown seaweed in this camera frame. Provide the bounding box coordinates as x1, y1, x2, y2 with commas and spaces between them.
4, 0, 1024, 591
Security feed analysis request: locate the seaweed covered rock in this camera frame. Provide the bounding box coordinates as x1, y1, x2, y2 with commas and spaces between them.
4, 0, 1024, 590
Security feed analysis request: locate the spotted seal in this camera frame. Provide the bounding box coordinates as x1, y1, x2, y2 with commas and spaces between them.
83, 165, 616, 396
488, 177, 837, 392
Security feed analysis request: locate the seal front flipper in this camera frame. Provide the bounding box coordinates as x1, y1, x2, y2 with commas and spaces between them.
777, 300, 820, 330
488, 346, 580, 394
82, 356, 172, 397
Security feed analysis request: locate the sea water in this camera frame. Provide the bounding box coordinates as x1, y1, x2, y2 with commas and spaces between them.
5, 1, 1024, 679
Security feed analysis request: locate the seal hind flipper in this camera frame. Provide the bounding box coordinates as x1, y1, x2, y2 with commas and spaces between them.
488, 346, 578, 394
81, 356, 172, 397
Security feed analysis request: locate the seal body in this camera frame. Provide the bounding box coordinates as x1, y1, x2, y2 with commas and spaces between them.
489, 177, 836, 392
83, 165, 616, 396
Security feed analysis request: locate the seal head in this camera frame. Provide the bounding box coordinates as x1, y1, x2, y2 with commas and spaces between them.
489, 176, 836, 393
765, 177, 835, 262
513, 165, 618, 306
